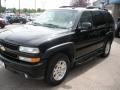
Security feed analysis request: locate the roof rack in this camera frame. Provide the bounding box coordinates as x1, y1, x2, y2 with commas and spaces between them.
86, 6, 108, 11
59, 6, 108, 11
59, 6, 83, 9
86, 6, 101, 9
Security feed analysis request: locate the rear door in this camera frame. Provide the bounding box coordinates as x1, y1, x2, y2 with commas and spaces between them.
91, 11, 106, 49
101, 11, 114, 37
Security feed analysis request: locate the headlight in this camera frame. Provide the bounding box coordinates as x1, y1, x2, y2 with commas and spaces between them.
19, 46, 40, 54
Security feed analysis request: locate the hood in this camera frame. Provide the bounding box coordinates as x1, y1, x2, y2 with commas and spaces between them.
0, 25, 69, 46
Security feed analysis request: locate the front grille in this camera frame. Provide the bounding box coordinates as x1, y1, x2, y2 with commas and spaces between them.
0, 41, 19, 60
0, 41, 19, 50
1, 51, 18, 60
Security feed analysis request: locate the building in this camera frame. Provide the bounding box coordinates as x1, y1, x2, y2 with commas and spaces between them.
93, 0, 109, 7
93, 0, 120, 21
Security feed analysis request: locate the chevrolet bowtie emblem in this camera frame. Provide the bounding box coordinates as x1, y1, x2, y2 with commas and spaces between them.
0, 45, 6, 51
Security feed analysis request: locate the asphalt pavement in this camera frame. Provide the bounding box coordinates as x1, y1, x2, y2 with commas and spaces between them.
0, 25, 120, 90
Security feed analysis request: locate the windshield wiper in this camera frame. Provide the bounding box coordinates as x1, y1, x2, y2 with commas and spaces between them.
32, 22, 43, 26
42, 23, 67, 29
43, 23, 59, 28
32, 22, 67, 29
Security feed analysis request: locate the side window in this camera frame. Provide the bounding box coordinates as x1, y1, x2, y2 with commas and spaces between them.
92, 11, 105, 27
101, 11, 114, 24
78, 11, 93, 26
80, 11, 92, 23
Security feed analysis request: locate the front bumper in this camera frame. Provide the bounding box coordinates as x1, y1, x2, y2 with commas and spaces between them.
0, 55, 46, 79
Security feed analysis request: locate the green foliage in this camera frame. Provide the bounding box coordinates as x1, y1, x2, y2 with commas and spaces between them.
22, 8, 28, 13
20, 8, 45, 13
22, 8, 45, 13
37, 8, 45, 12
11, 8, 17, 13
0, 7, 45, 13
37, 8, 41, 12
0, 6, 6, 13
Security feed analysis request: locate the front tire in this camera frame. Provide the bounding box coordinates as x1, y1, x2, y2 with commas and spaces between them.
9, 21, 13, 24
1, 25, 5, 28
101, 41, 112, 57
45, 53, 70, 86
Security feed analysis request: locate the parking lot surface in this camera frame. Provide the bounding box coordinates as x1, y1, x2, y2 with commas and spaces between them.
0, 24, 22, 33
0, 25, 120, 90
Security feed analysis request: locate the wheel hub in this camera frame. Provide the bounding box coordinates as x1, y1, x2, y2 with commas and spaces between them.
105, 42, 111, 55
53, 60, 67, 81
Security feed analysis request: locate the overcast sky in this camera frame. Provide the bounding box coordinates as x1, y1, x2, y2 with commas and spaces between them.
1, 0, 96, 9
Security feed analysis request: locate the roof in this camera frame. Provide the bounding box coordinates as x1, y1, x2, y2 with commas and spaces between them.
58, 6, 107, 12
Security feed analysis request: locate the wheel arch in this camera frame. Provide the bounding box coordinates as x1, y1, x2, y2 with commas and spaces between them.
105, 31, 114, 43
43, 42, 75, 67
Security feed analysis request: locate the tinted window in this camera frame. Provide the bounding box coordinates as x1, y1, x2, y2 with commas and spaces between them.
80, 11, 92, 24
101, 11, 114, 23
92, 11, 105, 27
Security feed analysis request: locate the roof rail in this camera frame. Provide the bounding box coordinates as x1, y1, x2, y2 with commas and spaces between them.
86, 6, 101, 9
59, 6, 108, 11
86, 6, 108, 11
59, 6, 82, 9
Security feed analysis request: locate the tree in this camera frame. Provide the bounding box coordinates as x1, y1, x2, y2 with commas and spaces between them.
37, 8, 45, 12
12, 8, 17, 13
37, 8, 41, 12
1, 7, 6, 13
23, 8, 28, 13
70, 0, 89, 7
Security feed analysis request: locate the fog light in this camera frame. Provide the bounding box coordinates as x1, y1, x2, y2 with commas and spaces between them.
19, 56, 40, 63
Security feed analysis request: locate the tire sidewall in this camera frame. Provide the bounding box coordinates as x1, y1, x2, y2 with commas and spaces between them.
20, 21, 23, 24
46, 53, 70, 85
102, 41, 111, 57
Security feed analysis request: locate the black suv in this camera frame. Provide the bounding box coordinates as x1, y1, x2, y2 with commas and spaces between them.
0, 7, 114, 85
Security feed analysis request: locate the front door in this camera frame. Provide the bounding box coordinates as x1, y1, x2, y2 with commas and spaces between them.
74, 11, 95, 59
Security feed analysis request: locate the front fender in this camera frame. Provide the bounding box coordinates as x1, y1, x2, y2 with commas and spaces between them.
106, 31, 114, 41
43, 42, 75, 60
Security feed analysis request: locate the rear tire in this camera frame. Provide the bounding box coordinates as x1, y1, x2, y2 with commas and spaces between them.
45, 53, 70, 86
20, 21, 23, 24
101, 41, 112, 57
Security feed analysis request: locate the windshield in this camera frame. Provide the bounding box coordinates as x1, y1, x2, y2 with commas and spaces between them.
33, 9, 78, 29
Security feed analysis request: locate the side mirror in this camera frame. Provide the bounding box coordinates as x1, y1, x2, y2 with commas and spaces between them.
78, 22, 92, 31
